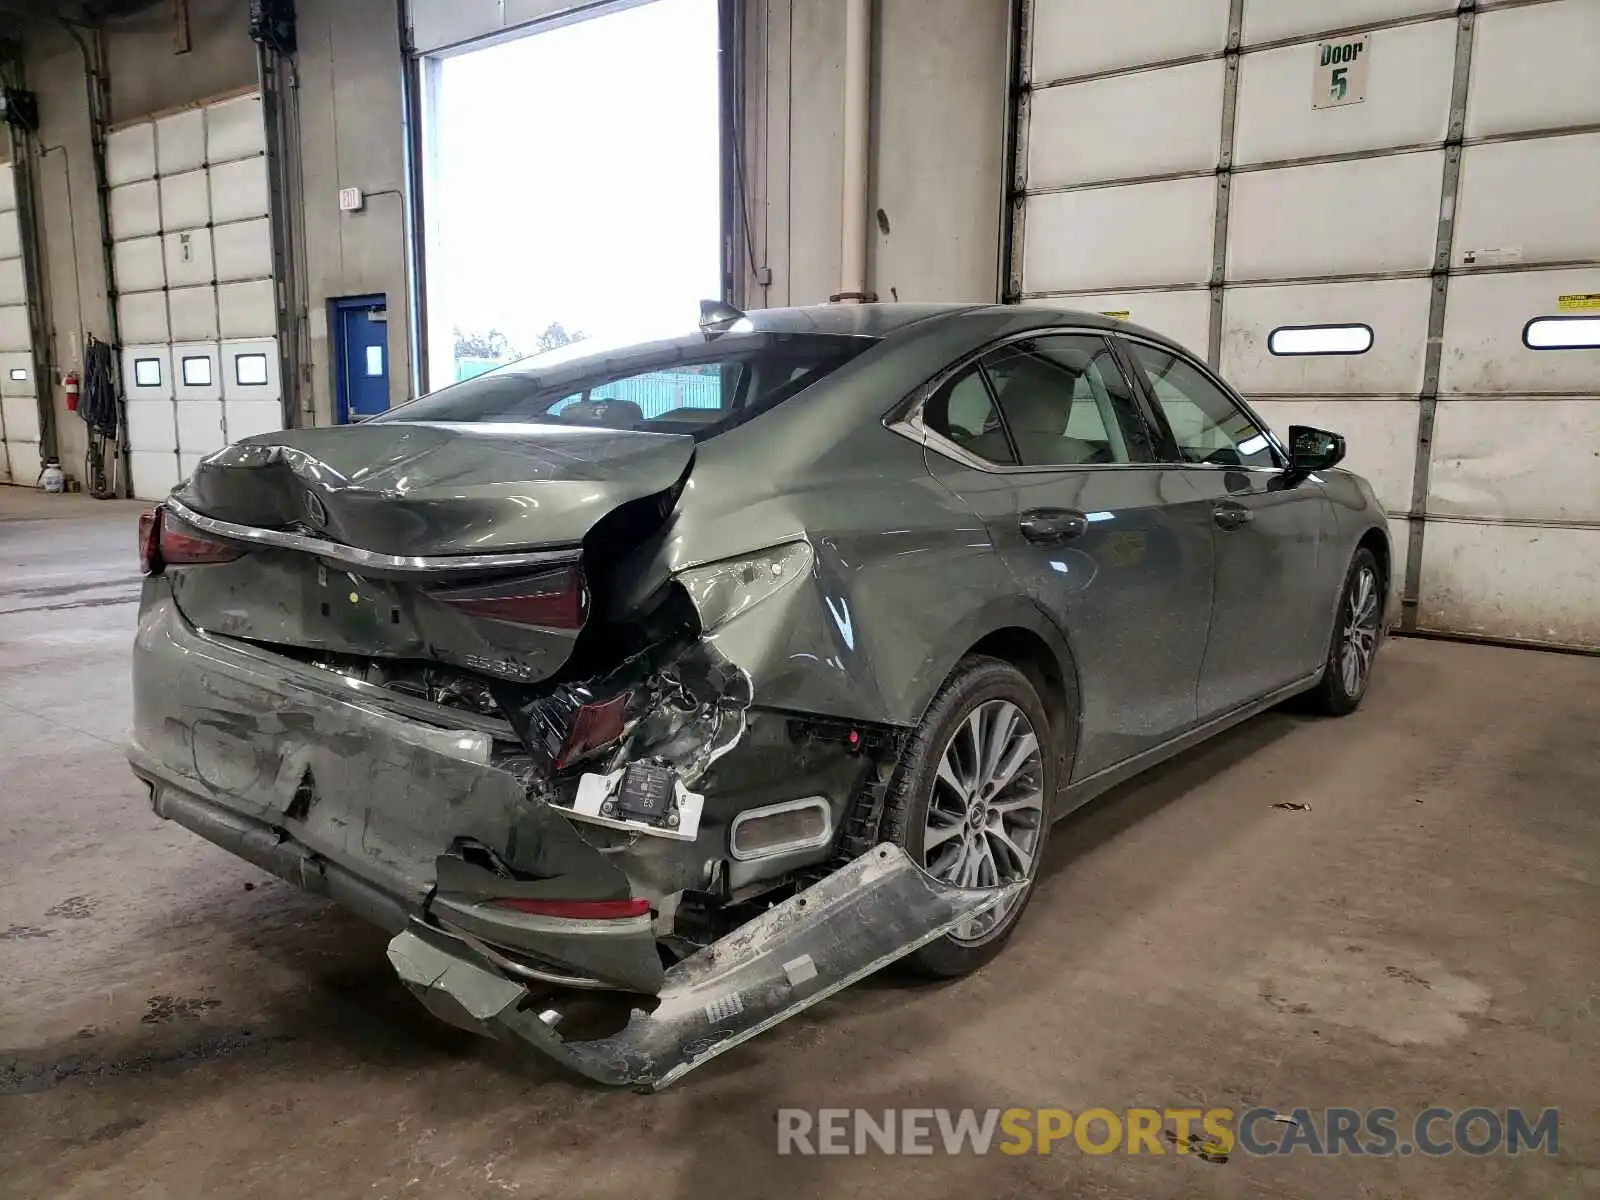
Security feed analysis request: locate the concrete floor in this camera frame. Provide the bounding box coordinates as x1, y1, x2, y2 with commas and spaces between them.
1, 488, 1596, 1199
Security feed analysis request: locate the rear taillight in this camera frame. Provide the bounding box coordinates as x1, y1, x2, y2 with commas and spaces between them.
159, 514, 243, 567
433, 565, 588, 631
487, 896, 650, 920
140, 506, 242, 574
138, 508, 164, 575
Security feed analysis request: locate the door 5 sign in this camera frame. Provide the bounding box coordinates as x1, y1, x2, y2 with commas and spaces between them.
1314, 34, 1371, 109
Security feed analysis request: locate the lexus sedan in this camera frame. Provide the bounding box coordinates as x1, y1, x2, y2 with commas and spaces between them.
129, 303, 1390, 1088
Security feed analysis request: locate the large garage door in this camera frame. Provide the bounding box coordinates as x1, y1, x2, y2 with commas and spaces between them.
108, 92, 284, 501
408, 0, 649, 54
1011, 0, 1600, 649
0, 159, 41, 487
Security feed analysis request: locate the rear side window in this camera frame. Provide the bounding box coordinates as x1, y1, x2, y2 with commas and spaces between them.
983, 335, 1157, 466
924, 369, 1017, 465
923, 335, 1157, 468
377, 333, 875, 441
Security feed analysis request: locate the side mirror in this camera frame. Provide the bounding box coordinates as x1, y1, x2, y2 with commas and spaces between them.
1287, 425, 1345, 477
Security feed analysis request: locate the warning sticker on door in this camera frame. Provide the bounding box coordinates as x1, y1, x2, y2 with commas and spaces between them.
1556, 294, 1600, 312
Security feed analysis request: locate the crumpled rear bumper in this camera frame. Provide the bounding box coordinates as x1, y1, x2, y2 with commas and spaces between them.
128, 584, 663, 992
130, 583, 1019, 1088
389, 843, 1020, 1090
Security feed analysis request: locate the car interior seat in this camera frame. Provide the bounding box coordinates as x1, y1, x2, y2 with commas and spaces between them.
993, 357, 1103, 465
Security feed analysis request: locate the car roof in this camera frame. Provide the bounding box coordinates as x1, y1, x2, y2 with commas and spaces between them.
740, 302, 1192, 356
733, 303, 983, 336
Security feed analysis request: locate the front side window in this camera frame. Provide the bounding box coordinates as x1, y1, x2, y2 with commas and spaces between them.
1124, 342, 1277, 469
378, 333, 875, 442
982, 335, 1156, 467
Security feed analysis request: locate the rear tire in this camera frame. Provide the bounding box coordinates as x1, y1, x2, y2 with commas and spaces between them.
881, 656, 1059, 978
1305, 547, 1383, 716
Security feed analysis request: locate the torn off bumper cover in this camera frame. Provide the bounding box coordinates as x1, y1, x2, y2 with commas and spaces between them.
390, 844, 1021, 1091
131, 587, 1019, 1089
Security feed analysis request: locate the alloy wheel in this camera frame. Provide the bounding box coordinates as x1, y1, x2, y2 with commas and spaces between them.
1340, 565, 1381, 696
922, 699, 1045, 944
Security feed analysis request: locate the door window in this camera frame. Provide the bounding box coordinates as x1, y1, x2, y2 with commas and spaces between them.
1124, 342, 1278, 469
923, 368, 1017, 465
982, 335, 1155, 466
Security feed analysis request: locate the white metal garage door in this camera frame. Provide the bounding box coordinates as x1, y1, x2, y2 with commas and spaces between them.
107, 92, 284, 502
1012, 0, 1600, 649
0, 160, 42, 487
408, 0, 647, 54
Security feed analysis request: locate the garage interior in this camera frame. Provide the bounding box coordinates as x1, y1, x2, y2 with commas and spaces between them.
1, 0, 1596, 1196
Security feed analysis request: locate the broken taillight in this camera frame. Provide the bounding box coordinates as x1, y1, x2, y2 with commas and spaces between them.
488, 896, 651, 920
138, 507, 164, 575
555, 692, 629, 769
433, 565, 588, 631
159, 512, 244, 568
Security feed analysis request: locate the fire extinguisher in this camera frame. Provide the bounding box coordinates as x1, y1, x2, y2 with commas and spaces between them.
64, 371, 80, 414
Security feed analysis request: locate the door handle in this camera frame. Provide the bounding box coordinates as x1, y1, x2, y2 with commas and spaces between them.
1213, 501, 1254, 531
1019, 508, 1089, 545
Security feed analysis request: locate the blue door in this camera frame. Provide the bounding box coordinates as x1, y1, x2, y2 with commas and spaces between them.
335, 297, 390, 422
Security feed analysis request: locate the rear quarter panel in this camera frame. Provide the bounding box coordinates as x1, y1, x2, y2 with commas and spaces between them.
648, 313, 1079, 728
671, 424, 1054, 728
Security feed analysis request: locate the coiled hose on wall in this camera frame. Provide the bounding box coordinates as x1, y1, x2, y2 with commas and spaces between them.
79, 336, 120, 499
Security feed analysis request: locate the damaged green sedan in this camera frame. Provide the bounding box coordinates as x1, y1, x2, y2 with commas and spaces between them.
128, 303, 1390, 1088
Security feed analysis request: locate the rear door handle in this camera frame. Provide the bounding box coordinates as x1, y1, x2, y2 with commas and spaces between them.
1019, 508, 1089, 545
1213, 501, 1254, 531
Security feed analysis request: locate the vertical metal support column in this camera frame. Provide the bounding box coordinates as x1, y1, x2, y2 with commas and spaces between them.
258, 42, 303, 428
736, 0, 773, 306
835, 0, 872, 303
67, 22, 129, 496
1402, 2, 1476, 631
8, 112, 58, 463
1205, 0, 1246, 370
1000, 0, 1031, 304
399, 0, 430, 399
718, 0, 743, 307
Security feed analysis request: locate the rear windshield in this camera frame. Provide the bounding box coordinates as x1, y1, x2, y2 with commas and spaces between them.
376, 332, 877, 441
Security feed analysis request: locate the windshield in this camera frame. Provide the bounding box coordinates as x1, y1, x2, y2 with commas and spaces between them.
377, 332, 878, 440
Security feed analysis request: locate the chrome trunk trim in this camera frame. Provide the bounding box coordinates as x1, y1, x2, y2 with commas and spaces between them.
164, 497, 581, 575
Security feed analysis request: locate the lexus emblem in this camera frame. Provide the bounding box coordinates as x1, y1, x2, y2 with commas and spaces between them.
302, 491, 328, 528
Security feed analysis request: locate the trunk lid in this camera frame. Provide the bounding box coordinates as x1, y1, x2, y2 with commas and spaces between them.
163, 422, 694, 685
176, 422, 695, 556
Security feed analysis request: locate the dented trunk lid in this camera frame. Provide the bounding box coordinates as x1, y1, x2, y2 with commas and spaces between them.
164, 422, 694, 683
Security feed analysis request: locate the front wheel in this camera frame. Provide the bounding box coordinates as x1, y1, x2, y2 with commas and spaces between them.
881, 657, 1059, 978
1306, 547, 1384, 716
